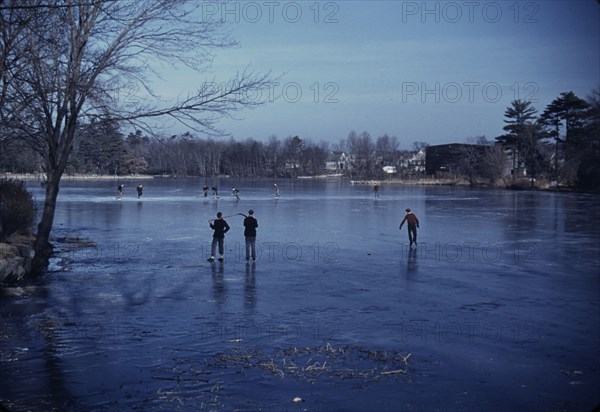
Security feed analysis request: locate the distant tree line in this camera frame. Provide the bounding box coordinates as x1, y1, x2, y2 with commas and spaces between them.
1, 89, 598, 188
0, 126, 412, 180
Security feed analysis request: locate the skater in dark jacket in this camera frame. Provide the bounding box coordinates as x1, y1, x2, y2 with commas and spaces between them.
208, 212, 230, 262
243, 210, 258, 261
373, 184, 380, 198
399, 208, 420, 247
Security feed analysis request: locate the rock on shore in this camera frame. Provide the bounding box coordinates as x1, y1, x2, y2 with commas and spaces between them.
0, 234, 35, 284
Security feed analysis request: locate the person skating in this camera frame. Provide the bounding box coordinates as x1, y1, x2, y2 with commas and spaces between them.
399, 208, 420, 247
208, 212, 230, 262
202, 184, 209, 197
136, 184, 143, 199
117, 184, 124, 199
243, 209, 258, 261
232, 187, 240, 199
212, 186, 219, 198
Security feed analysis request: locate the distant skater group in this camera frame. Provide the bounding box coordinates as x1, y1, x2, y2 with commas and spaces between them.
200, 182, 281, 200
116, 183, 143, 199
115, 181, 283, 202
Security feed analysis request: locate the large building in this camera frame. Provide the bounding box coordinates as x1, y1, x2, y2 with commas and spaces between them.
425, 143, 488, 175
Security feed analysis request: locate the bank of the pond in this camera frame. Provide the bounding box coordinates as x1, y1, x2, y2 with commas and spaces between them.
5, 172, 593, 192
0, 234, 35, 286
349, 177, 596, 192
1, 172, 155, 181
0, 234, 97, 291
350, 177, 472, 186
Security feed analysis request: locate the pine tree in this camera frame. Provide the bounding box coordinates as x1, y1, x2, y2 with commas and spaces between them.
496, 100, 537, 175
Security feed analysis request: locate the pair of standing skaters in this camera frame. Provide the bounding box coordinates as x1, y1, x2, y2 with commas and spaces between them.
207, 210, 258, 262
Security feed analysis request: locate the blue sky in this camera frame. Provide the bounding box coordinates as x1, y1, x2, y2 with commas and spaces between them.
156, 0, 599, 148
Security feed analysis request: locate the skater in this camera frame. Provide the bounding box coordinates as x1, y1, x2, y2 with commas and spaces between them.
274, 183, 280, 197
399, 208, 420, 247
202, 184, 209, 197
373, 183, 380, 198
212, 186, 219, 198
117, 184, 124, 198
243, 209, 258, 261
136, 184, 143, 199
208, 212, 230, 262
232, 187, 240, 199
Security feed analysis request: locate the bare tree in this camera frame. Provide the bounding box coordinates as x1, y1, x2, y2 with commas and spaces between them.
481, 144, 509, 186
347, 131, 375, 178
412, 141, 429, 152
265, 135, 281, 178
457, 144, 482, 186
282, 135, 304, 177
375, 134, 401, 168
0, 0, 273, 272
457, 136, 509, 186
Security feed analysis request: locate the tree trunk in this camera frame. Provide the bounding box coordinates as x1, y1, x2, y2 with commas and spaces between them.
31, 172, 61, 274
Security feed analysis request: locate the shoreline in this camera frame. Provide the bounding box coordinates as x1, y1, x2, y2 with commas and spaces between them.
0, 233, 35, 287
2, 173, 595, 193
1, 173, 155, 181
350, 178, 472, 186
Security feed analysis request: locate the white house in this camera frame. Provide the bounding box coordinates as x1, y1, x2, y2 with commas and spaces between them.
326, 152, 354, 171
400, 149, 426, 174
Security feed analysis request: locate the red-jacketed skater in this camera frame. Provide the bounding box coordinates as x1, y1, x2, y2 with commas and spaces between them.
399, 208, 420, 247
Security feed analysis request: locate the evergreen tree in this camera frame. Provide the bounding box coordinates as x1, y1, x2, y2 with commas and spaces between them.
540, 91, 591, 183
496, 99, 537, 175
540, 92, 589, 150
577, 88, 600, 190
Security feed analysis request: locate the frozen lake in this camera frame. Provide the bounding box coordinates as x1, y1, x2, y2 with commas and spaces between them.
1, 178, 599, 411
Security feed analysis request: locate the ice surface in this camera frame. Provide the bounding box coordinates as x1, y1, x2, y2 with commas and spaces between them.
1, 178, 599, 411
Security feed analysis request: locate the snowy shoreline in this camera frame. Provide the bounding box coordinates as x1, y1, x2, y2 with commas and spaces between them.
2, 173, 468, 186
1, 173, 155, 181
349, 178, 471, 186
3, 173, 592, 193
